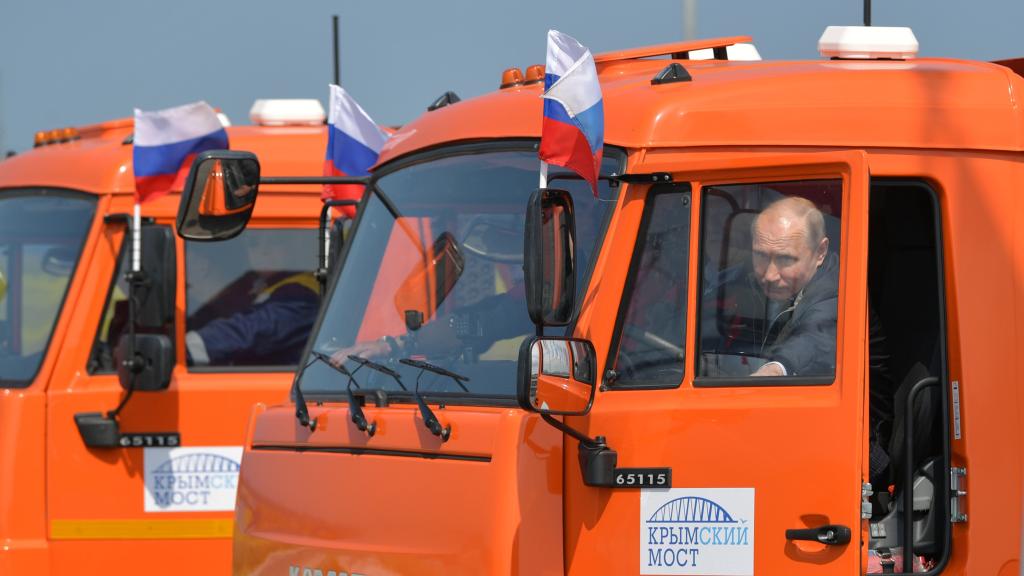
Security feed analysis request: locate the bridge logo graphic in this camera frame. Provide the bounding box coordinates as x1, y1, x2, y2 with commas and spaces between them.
640, 488, 755, 576
144, 446, 244, 513
648, 496, 739, 524
153, 453, 241, 474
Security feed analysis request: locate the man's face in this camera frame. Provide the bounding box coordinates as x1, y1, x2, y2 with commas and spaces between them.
751, 210, 827, 301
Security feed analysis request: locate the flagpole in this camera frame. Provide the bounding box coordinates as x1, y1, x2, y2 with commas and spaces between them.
539, 160, 549, 189
132, 202, 141, 273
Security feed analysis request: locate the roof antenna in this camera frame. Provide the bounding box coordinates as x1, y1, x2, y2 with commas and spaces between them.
332, 14, 341, 85
864, 0, 871, 26
683, 0, 697, 40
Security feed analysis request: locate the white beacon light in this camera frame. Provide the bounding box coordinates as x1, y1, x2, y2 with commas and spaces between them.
818, 26, 919, 60
249, 99, 326, 126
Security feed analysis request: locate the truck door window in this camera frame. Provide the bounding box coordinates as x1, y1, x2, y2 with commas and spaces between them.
88, 226, 175, 374
1, 190, 95, 387
696, 180, 842, 384
184, 228, 317, 369
606, 184, 691, 388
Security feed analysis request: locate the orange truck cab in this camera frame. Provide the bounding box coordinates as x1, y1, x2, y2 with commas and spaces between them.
0, 101, 331, 575
228, 27, 1021, 575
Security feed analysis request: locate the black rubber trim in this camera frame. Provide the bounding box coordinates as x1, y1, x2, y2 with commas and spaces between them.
250, 444, 491, 462
692, 178, 841, 388
694, 375, 832, 388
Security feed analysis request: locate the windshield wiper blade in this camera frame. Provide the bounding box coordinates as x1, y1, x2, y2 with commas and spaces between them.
309, 351, 377, 437
398, 357, 470, 392
349, 354, 451, 442
347, 354, 408, 391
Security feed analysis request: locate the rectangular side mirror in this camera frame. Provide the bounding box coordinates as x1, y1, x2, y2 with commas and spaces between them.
135, 226, 176, 328
524, 188, 577, 326
517, 336, 597, 416
116, 333, 173, 391
177, 150, 260, 241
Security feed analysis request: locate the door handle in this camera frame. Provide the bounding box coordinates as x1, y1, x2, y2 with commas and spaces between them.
785, 524, 851, 545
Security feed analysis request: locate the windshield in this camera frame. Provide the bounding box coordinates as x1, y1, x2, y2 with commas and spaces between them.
0, 190, 96, 387
299, 144, 623, 401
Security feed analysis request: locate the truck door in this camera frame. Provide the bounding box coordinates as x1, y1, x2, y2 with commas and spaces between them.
45, 220, 317, 575
566, 151, 870, 575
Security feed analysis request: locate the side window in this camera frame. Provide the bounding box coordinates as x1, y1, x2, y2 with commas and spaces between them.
185, 228, 318, 369
606, 184, 691, 388
88, 226, 175, 374
696, 180, 842, 383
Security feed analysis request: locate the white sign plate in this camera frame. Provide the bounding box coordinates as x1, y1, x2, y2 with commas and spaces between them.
144, 446, 244, 512
640, 488, 755, 575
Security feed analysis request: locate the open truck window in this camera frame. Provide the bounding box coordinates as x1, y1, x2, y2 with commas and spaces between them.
696, 180, 843, 383
0, 190, 95, 387
185, 228, 318, 369
298, 144, 622, 400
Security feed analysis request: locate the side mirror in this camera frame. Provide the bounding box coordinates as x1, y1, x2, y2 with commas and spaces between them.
517, 336, 596, 416
524, 188, 576, 326
134, 226, 176, 328
176, 150, 260, 241
115, 333, 173, 391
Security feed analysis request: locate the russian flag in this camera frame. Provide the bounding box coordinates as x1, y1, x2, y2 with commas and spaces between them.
323, 85, 387, 214
133, 101, 228, 204
539, 30, 604, 195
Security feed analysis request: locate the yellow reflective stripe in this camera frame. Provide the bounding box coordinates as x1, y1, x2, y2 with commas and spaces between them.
50, 518, 233, 540
263, 272, 319, 297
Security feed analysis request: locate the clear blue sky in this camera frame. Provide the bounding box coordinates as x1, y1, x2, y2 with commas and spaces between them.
1, 0, 1021, 153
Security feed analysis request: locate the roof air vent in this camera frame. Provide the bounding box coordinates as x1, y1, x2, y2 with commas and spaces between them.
651, 63, 693, 85
427, 91, 461, 112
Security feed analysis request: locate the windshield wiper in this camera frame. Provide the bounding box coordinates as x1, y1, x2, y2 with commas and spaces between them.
346, 354, 408, 391
292, 353, 322, 431
310, 351, 378, 436
398, 357, 470, 392
349, 354, 451, 442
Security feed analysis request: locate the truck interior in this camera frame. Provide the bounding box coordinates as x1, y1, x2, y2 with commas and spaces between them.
866, 179, 949, 573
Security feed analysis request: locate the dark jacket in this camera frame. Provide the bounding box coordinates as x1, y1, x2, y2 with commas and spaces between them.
196, 272, 319, 366
715, 252, 839, 377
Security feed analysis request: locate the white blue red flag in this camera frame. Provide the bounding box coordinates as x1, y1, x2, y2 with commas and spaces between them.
323, 84, 387, 211
133, 101, 228, 204
540, 30, 604, 195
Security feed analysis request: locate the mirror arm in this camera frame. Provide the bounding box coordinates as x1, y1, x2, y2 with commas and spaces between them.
540, 413, 618, 487
107, 268, 147, 420
540, 412, 599, 447
315, 199, 360, 292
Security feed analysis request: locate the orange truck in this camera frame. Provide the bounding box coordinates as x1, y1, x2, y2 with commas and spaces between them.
0, 101, 332, 574
198, 26, 1021, 575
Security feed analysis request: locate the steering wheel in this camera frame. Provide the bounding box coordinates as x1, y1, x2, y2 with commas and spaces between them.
459, 215, 522, 263
612, 326, 686, 383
